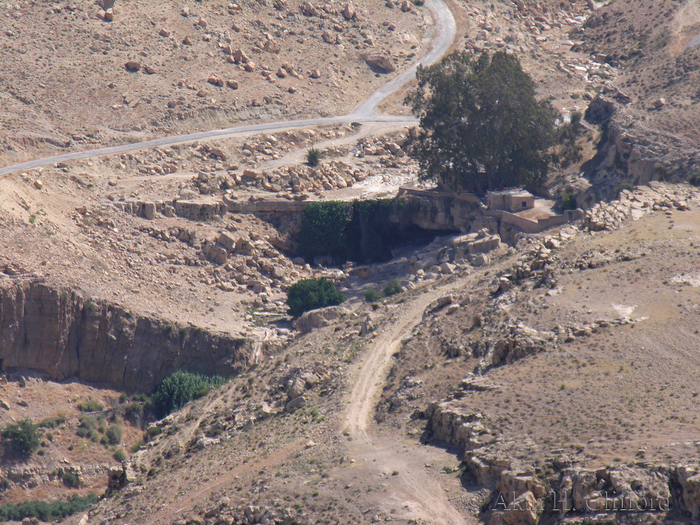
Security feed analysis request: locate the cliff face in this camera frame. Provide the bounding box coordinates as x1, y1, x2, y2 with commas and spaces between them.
0, 279, 251, 392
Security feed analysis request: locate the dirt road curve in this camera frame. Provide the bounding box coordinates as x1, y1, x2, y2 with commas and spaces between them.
0, 0, 455, 177
344, 280, 475, 525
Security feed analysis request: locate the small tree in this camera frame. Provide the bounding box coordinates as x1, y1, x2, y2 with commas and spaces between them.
407, 51, 581, 194
1, 419, 40, 458
287, 278, 345, 317
305, 147, 324, 167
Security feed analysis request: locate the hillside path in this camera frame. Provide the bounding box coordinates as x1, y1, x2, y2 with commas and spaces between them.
344, 279, 476, 525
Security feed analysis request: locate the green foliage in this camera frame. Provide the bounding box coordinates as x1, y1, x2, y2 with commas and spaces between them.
305, 147, 325, 167
147, 426, 162, 437
383, 279, 403, 297
152, 371, 227, 419
76, 414, 99, 439
105, 424, 122, 445
37, 414, 66, 429
357, 199, 395, 263
613, 182, 635, 197
61, 470, 80, 488
298, 201, 350, 262
364, 289, 382, 303
0, 494, 97, 522
286, 278, 345, 317
407, 51, 563, 194
77, 397, 104, 412
562, 193, 577, 210
1, 419, 40, 457
113, 449, 127, 462
131, 439, 144, 453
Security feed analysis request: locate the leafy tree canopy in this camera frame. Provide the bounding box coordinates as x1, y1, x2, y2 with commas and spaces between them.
407, 50, 580, 194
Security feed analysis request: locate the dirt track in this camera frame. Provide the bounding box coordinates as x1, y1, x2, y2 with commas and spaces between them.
344, 279, 476, 525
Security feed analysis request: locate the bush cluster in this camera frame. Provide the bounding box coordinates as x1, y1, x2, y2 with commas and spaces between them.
1, 419, 40, 458
152, 371, 227, 419
383, 279, 403, 297
77, 398, 104, 412
286, 278, 345, 317
0, 494, 97, 522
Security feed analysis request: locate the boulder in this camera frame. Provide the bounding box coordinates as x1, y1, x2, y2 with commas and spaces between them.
125, 61, 141, 72
217, 232, 236, 252
300, 2, 317, 16
286, 395, 306, 410
342, 3, 355, 19
289, 377, 306, 399
365, 54, 395, 73
292, 305, 350, 333
232, 49, 249, 64
472, 254, 490, 267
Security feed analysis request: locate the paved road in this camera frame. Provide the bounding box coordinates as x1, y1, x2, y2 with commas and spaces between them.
0, 0, 455, 177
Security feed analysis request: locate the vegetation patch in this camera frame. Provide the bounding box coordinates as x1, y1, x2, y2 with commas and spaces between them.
152, 371, 227, 419
1, 419, 40, 458
0, 494, 97, 522
287, 277, 345, 317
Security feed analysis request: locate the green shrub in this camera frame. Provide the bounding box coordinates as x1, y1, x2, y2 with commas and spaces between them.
113, 449, 127, 462
131, 439, 144, 453
152, 371, 227, 419
562, 192, 577, 210
147, 426, 162, 438
298, 201, 350, 262
105, 424, 122, 445
613, 182, 635, 198
77, 397, 104, 412
61, 470, 80, 489
77, 414, 98, 439
305, 147, 324, 167
1, 419, 40, 457
364, 289, 382, 303
38, 414, 65, 429
286, 277, 345, 317
0, 494, 97, 522
383, 279, 403, 297
0, 478, 10, 491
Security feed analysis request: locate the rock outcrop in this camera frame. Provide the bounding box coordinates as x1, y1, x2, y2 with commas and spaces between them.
0, 280, 251, 391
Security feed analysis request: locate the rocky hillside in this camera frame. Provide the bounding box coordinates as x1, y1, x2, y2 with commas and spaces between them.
578, 0, 700, 194
0, 0, 426, 164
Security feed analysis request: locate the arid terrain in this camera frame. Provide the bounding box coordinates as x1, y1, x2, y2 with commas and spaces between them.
1, 0, 700, 524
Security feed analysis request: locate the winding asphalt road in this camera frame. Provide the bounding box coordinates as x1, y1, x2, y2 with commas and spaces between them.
0, 0, 455, 177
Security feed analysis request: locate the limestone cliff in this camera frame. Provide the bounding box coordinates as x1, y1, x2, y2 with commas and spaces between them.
0, 279, 251, 392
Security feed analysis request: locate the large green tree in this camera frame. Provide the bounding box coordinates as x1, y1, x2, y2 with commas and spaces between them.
407, 51, 578, 194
